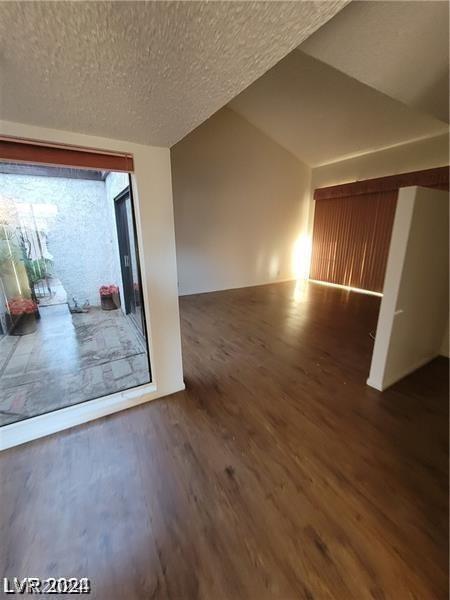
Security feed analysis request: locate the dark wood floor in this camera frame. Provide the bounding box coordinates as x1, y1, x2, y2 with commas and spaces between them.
1, 281, 448, 599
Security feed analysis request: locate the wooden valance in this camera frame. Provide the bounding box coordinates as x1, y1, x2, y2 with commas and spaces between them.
314, 166, 449, 201
0, 136, 134, 172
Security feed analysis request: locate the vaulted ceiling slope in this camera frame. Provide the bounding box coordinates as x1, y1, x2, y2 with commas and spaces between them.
229, 50, 448, 167
301, 0, 449, 123
0, 0, 348, 146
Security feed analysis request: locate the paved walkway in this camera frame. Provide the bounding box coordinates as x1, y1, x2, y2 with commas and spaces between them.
0, 304, 150, 426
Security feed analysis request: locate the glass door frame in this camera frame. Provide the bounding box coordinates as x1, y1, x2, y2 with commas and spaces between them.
114, 179, 152, 378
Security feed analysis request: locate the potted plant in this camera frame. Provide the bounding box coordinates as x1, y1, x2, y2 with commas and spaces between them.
7, 297, 39, 335
99, 285, 120, 310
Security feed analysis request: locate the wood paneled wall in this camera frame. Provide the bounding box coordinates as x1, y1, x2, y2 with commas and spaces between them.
310, 191, 397, 292
314, 166, 449, 200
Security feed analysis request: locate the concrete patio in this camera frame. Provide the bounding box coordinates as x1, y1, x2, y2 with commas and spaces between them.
0, 304, 151, 426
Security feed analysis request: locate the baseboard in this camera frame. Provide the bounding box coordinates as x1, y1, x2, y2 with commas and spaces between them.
0, 381, 184, 451
366, 377, 383, 391
309, 279, 383, 297
178, 277, 297, 297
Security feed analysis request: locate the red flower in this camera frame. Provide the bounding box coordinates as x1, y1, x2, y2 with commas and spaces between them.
7, 297, 38, 316
99, 285, 119, 296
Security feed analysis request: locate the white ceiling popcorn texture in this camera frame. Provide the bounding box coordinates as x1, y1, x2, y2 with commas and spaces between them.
0, 0, 348, 146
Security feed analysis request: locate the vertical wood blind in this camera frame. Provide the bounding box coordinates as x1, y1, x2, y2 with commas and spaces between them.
310, 166, 449, 293
310, 191, 397, 292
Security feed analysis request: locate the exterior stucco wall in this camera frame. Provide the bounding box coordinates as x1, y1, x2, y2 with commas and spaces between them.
106, 172, 129, 200
0, 173, 121, 306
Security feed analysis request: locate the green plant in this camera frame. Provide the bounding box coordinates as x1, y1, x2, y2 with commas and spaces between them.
23, 257, 53, 286
0, 241, 21, 268
17, 230, 53, 300
0, 223, 21, 267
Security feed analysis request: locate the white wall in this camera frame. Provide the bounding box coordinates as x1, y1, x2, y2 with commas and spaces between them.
0, 119, 184, 448
308, 133, 449, 234
311, 133, 449, 189
171, 107, 311, 296
368, 186, 449, 391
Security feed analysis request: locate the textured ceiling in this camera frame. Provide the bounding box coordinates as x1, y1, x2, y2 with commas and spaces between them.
301, 0, 449, 122
229, 50, 448, 167
0, 0, 348, 146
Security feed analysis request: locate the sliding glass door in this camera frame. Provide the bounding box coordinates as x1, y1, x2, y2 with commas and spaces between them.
0, 164, 151, 427
114, 183, 146, 338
